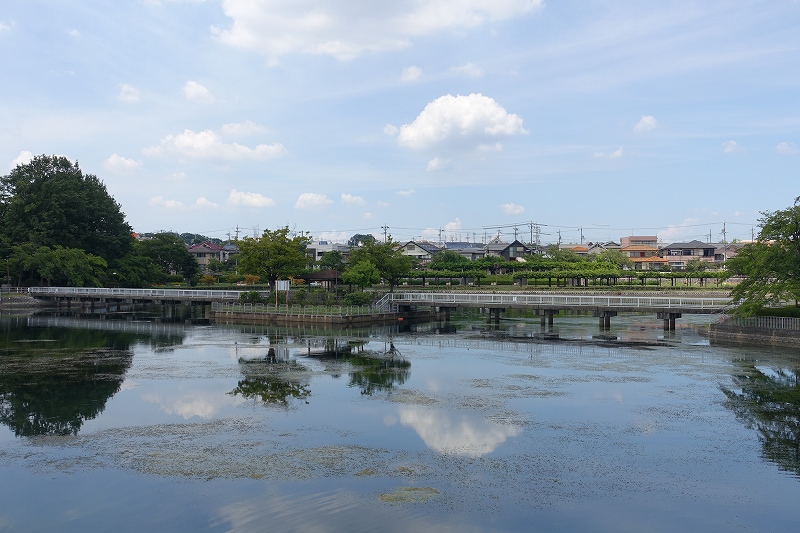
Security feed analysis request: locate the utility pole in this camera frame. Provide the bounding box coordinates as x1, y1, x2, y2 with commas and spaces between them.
439, 228, 443, 247
513, 225, 519, 241
381, 225, 389, 242
235, 226, 240, 241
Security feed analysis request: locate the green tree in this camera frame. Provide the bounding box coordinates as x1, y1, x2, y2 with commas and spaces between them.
137, 233, 200, 282
342, 259, 380, 290
0, 155, 133, 261
348, 239, 412, 292
7, 244, 106, 286
237, 226, 311, 289
348, 233, 376, 247
429, 249, 470, 271
317, 250, 345, 272
725, 197, 800, 315
594, 249, 633, 270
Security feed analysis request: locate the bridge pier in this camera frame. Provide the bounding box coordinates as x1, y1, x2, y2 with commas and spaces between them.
539, 310, 556, 326
657, 312, 682, 331
486, 308, 504, 325
593, 310, 618, 330
436, 306, 456, 321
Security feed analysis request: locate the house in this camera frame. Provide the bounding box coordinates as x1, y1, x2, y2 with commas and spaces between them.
455, 246, 486, 261
398, 241, 441, 263
660, 240, 716, 270
620, 244, 663, 270
187, 241, 224, 271
558, 244, 589, 256
485, 239, 532, 261
307, 240, 350, 263
620, 236, 658, 247
587, 241, 621, 255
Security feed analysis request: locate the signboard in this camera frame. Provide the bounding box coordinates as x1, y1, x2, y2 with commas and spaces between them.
275, 280, 290, 291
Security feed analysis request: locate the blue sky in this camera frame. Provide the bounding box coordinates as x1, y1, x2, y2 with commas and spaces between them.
1, 1, 798, 245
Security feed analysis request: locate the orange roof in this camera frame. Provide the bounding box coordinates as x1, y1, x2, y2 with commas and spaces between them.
621, 244, 658, 252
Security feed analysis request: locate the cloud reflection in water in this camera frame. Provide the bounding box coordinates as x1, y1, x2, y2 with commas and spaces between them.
395, 406, 521, 457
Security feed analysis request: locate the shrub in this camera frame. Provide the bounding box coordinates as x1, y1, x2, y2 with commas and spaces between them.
344, 292, 372, 306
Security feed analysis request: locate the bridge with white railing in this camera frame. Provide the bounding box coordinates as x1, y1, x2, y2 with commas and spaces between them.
383, 291, 733, 330
27, 287, 734, 330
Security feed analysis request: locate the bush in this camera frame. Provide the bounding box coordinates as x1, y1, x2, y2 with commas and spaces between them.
344, 292, 372, 306
239, 290, 265, 304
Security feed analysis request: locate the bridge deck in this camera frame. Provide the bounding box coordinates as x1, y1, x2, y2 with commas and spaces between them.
389, 291, 732, 314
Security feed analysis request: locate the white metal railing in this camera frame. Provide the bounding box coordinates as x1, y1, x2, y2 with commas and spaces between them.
389, 291, 732, 310
28, 287, 246, 299
721, 315, 800, 331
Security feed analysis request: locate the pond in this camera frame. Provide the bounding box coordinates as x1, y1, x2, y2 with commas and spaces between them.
1, 309, 799, 532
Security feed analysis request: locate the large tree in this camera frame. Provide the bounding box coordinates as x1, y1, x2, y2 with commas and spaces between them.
137, 233, 200, 283
348, 238, 412, 292
0, 155, 133, 261
237, 227, 311, 289
725, 197, 800, 315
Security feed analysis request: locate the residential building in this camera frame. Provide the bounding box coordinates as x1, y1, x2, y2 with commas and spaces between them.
188, 241, 224, 271
620, 236, 658, 247
398, 241, 442, 263
485, 239, 532, 261
620, 244, 664, 270
660, 240, 716, 270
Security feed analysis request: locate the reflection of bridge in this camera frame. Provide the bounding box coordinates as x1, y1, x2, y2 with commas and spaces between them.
26, 315, 190, 338
386, 292, 732, 330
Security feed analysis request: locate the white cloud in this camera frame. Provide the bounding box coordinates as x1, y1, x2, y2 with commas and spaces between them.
593, 147, 623, 159
145, 129, 287, 160
776, 141, 797, 155
396, 189, 415, 197
220, 121, 267, 136
341, 193, 366, 206
634, 115, 658, 133
183, 80, 215, 104
9, 150, 33, 170
501, 202, 525, 215
212, 0, 543, 63
452, 63, 484, 78
104, 153, 141, 172
426, 157, 449, 171
377, 201, 390, 207
149, 196, 185, 209
166, 172, 186, 181
477, 142, 503, 152
0, 20, 11, 32
384, 124, 399, 136
68, 29, 81, 38
722, 140, 744, 154
400, 65, 422, 82
295, 192, 333, 209
118, 84, 141, 103
227, 189, 275, 208
397, 93, 527, 150
445, 218, 462, 232
193, 197, 218, 208
363, 212, 373, 220
658, 218, 700, 244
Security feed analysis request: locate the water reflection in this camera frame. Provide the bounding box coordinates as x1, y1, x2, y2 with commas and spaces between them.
393, 406, 521, 457
231, 349, 312, 407
0, 317, 134, 437
722, 357, 800, 476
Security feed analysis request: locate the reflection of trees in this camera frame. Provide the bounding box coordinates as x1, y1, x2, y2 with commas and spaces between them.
230, 350, 311, 406
722, 362, 800, 475
347, 353, 410, 396
0, 349, 132, 436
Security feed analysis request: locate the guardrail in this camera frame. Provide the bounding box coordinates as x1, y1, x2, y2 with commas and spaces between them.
720, 315, 800, 331
28, 287, 246, 299
212, 302, 384, 316
389, 291, 732, 310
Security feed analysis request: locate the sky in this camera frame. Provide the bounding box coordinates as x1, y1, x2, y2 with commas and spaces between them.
1, 1, 798, 246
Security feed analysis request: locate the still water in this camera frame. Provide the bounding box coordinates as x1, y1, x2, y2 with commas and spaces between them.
1, 308, 799, 532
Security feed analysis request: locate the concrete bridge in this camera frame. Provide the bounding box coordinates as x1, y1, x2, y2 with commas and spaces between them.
28, 286, 245, 307
385, 291, 733, 330
27, 287, 733, 331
